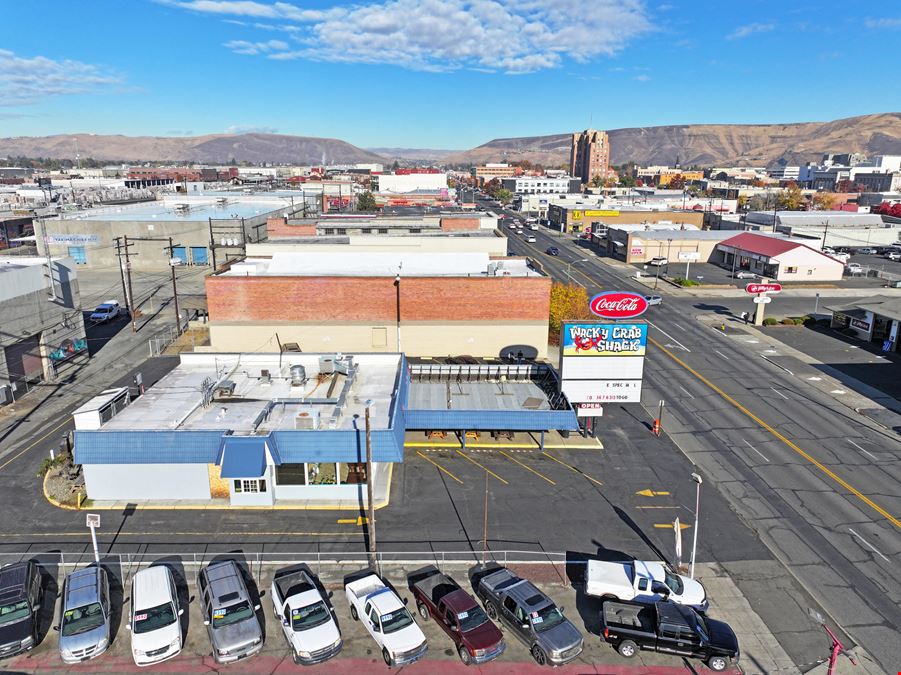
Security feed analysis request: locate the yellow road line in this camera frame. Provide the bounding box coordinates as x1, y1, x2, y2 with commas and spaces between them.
0, 416, 71, 472
499, 450, 556, 485
655, 523, 691, 530
1, 531, 361, 537
416, 450, 464, 484
455, 449, 509, 485
541, 452, 603, 486
636, 505, 682, 510
649, 336, 901, 531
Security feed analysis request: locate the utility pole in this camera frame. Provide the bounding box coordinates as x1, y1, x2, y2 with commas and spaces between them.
208, 217, 217, 269
394, 264, 402, 353
168, 237, 182, 335
482, 470, 489, 564
365, 402, 377, 569
38, 218, 58, 301
123, 235, 137, 332
114, 238, 128, 312
690, 472, 702, 579
821, 219, 830, 249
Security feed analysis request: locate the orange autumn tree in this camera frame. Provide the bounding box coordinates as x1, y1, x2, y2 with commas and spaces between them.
549, 282, 592, 344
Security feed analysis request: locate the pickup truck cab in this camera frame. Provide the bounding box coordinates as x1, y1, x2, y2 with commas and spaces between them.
345, 573, 427, 667
601, 599, 739, 671
271, 568, 341, 665
476, 566, 582, 666
408, 565, 504, 665
0, 561, 42, 660
90, 301, 121, 324
586, 559, 707, 610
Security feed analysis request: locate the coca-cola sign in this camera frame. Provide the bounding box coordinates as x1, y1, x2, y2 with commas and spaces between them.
589, 291, 649, 319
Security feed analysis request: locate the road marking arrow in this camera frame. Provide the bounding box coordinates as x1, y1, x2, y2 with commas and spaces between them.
635, 489, 671, 497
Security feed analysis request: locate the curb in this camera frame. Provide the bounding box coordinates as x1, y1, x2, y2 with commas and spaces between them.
42, 471, 81, 511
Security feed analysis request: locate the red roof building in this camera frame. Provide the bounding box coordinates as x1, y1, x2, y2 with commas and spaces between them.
716, 232, 844, 282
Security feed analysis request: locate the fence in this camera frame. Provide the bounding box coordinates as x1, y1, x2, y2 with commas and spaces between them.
147, 310, 195, 357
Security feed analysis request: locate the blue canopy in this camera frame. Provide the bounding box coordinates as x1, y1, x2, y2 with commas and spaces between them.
218, 437, 268, 478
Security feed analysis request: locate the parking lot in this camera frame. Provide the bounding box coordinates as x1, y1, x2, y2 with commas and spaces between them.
2, 556, 783, 673
631, 260, 887, 289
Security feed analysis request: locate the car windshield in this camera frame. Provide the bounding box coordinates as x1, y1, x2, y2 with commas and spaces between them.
531, 605, 566, 632
212, 600, 254, 628
93, 306, 109, 313
380, 608, 414, 634
664, 571, 684, 595
133, 602, 176, 634
61, 602, 105, 636
688, 607, 710, 641
0, 600, 30, 625
291, 601, 330, 631
457, 605, 488, 632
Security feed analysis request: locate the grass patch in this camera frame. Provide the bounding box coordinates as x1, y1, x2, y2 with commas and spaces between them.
673, 277, 702, 287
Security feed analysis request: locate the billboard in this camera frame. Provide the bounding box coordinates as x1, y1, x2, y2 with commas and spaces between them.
588, 292, 649, 320
561, 323, 647, 357
561, 380, 642, 404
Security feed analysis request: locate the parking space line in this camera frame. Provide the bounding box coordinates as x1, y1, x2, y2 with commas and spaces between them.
541, 452, 603, 486
499, 450, 556, 485
415, 451, 464, 484
455, 450, 509, 485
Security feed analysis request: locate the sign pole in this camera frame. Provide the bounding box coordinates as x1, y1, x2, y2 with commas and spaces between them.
86, 513, 101, 564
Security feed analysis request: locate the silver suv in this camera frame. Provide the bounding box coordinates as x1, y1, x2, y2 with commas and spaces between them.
56, 567, 111, 664
198, 561, 264, 663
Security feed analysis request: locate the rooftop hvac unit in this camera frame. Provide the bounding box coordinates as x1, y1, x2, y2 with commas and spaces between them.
319, 356, 335, 374
290, 364, 307, 386
214, 380, 236, 398
294, 407, 320, 430
259, 369, 271, 385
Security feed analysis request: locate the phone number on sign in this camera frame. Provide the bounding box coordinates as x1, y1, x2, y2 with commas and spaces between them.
582, 394, 636, 402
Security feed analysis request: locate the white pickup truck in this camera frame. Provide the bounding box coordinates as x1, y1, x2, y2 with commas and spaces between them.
90, 300, 121, 323
586, 560, 707, 610
345, 573, 427, 667
270, 568, 342, 666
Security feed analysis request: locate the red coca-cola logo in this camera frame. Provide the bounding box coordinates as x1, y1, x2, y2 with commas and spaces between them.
589, 292, 649, 319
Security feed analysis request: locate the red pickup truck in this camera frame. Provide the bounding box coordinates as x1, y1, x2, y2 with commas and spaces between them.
407, 565, 505, 665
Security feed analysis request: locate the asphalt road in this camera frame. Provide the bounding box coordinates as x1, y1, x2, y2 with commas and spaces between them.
497, 205, 901, 672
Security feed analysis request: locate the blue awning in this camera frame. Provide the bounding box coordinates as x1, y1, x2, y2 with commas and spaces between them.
218, 437, 268, 478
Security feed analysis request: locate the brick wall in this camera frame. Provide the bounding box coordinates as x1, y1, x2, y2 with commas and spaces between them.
440, 217, 480, 231
206, 275, 551, 322
266, 217, 317, 238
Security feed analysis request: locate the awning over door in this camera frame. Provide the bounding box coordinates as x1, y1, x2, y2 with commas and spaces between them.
218, 437, 268, 478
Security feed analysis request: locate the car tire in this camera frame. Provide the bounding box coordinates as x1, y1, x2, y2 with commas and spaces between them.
350, 605, 358, 621
531, 645, 546, 665
417, 602, 428, 620
707, 656, 729, 671
618, 639, 638, 658
458, 644, 472, 665
382, 647, 392, 666
484, 602, 498, 620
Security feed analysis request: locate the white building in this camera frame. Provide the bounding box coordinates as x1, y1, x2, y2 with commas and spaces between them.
500, 176, 579, 195
372, 172, 448, 193
715, 232, 845, 281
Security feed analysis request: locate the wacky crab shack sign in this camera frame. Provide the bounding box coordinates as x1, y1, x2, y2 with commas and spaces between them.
562, 323, 647, 357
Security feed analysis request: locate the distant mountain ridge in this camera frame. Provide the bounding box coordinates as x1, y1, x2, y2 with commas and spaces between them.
0, 132, 386, 165
443, 113, 901, 168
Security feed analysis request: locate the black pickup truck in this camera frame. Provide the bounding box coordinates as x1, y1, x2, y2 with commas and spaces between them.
0, 561, 43, 660
600, 599, 739, 671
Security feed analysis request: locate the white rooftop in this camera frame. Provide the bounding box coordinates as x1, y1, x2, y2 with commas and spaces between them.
224, 251, 540, 277
101, 352, 401, 432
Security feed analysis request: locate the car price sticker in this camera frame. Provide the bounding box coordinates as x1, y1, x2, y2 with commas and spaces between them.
134, 613, 148, 621
457, 611, 469, 620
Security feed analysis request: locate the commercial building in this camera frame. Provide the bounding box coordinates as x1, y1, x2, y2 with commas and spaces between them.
371, 172, 448, 193
0, 257, 87, 404
35, 195, 297, 269
500, 176, 581, 195
603, 227, 737, 264
714, 232, 844, 281
265, 211, 498, 238
547, 204, 705, 234
827, 296, 900, 352
635, 167, 704, 187
472, 164, 517, 181
204, 251, 552, 359
853, 172, 901, 193
569, 129, 609, 186
750, 210, 900, 249
73, 351, 578, 505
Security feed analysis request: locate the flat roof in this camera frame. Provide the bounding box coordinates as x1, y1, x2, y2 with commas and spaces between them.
621, 229, 734, 241
101, 352, 400, 432
408, 381, 550, 411
222, 251, 540, 277
57, 197, 291, 222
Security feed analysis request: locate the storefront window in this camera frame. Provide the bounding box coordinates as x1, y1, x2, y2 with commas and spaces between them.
275, 464, 307, 485
339, 463, 368, 484
307, 463, 338, 485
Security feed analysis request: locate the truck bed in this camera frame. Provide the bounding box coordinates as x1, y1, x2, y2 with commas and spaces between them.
346, 574, 386, 600
602, 601, 655, 634
409, 566, 460, 606
273, 569, 315, 602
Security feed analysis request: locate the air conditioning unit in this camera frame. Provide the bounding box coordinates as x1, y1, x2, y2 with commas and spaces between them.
294, 407, 320, 430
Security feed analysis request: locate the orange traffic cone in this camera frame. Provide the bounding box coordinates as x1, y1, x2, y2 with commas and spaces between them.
652, 419, 661, 437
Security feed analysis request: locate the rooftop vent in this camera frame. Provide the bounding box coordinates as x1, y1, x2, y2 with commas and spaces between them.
294, 407, 320, 430
290, 364, 307, 386
214, 380, 236, 398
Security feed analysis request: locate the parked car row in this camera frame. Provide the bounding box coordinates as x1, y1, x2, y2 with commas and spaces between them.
1, 560, 738, 671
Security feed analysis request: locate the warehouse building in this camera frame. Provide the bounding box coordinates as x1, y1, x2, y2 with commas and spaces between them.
547, 205, 704, 233
204, 251, 551, 359
603, 227, 737, 264
748, 210, 898, 249
73, 351, 577, 505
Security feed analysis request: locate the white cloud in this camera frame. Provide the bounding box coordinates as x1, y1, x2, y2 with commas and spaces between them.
634, 74, 651, 82
168, 0, 652, 74
864, 17, 901, 28
0, 49, 122, 106
224, 38, 289, 54
726, 22, 775, 40
225, 124, 278, 133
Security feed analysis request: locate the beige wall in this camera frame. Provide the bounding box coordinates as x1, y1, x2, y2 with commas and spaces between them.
626, 236, 726, 263
774, 248, 844, 281
206, 320, 548, 358
246, 234, 507, 257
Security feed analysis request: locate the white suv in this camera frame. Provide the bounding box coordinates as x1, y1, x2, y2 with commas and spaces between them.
128, 566, 184, 666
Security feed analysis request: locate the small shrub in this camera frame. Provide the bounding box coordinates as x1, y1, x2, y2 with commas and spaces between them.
793, 318, 806, 325
780, 318, 796, 325
674, 277, 701, 287
35, 451, 72, 478
762, 317, 778, 326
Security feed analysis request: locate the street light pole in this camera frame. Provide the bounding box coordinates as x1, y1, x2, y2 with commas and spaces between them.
566, 258, 589, 284
168, 237, 181, 335
690, 472, 703, 579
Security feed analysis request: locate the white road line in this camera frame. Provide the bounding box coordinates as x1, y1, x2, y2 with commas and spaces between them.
848, 439, 879, 461
672, 322, 686, 331
848, 528, 891, 563
714, 350, 730, 360
770, 387, 789, 400
647, 321, 691, 352
678, 385, 695, 399
742, 439, 770, 463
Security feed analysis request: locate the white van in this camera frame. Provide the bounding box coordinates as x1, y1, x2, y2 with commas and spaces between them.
128, 567, 184, 666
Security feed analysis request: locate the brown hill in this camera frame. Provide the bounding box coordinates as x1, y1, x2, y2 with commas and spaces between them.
0, 132, 386, 165
443, 113, 901, 168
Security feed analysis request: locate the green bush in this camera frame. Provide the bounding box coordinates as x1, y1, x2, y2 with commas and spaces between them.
36, 451, 71, 478
780, 318, 796, 325
762, 317, 778, 326
674, 277, 701, 287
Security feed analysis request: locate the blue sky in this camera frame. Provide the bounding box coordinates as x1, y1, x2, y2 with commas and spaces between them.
1, 0, 899, 149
